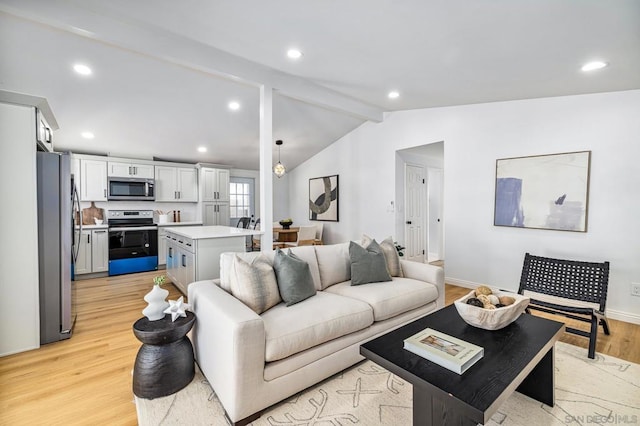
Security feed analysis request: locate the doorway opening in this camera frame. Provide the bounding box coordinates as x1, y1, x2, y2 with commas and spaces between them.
230, 177, 255, 228
396, 142, 444, 264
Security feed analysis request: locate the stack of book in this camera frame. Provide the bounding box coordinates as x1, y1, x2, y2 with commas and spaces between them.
403, 328, 484, 374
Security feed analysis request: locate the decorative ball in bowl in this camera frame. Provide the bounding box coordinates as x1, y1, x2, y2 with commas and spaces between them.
279, 219, 293, 229
454, 287, 530, 330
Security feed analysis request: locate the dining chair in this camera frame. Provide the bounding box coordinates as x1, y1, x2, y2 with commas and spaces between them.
236, 217, 251, 229
285, 225, 317, 248
314, 222, 324, 245
251, 219, 261, 251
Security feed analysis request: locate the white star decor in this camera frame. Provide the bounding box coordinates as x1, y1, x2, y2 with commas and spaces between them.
163, 296, 191, 322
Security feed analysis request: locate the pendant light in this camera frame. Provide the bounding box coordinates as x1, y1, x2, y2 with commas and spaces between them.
273, 140, 286, 178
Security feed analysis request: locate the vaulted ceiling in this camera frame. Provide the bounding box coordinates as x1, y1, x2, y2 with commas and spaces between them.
1, 0, 639, 170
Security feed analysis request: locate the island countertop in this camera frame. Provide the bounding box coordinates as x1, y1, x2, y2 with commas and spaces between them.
163, 225, 262, 240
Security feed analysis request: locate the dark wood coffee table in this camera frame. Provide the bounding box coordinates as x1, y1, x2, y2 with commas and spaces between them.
360, 304, 564, 425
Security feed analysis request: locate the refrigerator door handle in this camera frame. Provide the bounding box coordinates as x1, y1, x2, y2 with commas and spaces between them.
72, 183, 82, 263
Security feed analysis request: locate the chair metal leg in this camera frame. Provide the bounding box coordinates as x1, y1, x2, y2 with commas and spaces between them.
588, 315, 598, 359
601, 318, 611, 335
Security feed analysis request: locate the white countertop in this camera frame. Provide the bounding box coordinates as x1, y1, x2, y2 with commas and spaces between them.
156, 221, 202, 227
163, 225, 263, 240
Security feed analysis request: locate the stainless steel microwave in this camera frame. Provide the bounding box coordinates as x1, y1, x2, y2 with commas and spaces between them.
107, 177, 155, 201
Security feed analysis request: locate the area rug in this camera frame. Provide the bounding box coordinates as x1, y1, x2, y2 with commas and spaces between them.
135, 342, 640, 425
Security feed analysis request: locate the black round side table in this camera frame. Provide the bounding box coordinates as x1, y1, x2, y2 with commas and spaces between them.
132, 312, 196, 399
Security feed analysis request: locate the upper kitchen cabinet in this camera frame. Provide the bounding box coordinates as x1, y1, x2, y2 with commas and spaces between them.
108, 161, 154, 179
80, 159, 107, 201
155, 165, 198, 202
200, 167, 230, 202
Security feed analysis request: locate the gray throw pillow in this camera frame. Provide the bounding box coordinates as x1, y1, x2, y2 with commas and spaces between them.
362, 234, 403, 277
273, 249, 317, 306
349, 240, 392, 285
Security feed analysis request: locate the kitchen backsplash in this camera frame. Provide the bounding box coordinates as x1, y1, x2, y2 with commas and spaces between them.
79, 200, 199, 223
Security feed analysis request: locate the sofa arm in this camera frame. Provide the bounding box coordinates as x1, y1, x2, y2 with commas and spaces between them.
188, 280, 266, 421
400, 260, 445, 308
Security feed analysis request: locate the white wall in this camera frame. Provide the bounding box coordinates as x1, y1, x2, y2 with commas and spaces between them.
272, 174, 290, 223
287, 90, 640, 323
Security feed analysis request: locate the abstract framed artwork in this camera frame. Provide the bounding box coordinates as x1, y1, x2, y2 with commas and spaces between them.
494, 151, 591, 232
309, 175, 339, 222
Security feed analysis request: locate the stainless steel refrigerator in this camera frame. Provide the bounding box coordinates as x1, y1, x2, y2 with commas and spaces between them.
36, 151, 80, 344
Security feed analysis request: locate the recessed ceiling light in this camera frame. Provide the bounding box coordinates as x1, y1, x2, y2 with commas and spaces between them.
581, 61, 608, 72
197, 146, 207, 153
228, 101, 240, 111
388, 91, 400, 99
81, 131, 95, 139
287, 49, 303, 60
73, 64, 92, 76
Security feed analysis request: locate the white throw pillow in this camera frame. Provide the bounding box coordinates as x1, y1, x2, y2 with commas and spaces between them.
362, 234, 403, 277
229, 254, 281, 314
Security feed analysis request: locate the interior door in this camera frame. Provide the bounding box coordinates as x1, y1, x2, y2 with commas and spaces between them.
404, 164, 425, 262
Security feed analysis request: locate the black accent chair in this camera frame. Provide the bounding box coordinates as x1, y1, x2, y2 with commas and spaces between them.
518, 252, 610, 359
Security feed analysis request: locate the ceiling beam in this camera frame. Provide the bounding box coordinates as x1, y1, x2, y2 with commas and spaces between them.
0, 1, 384, 122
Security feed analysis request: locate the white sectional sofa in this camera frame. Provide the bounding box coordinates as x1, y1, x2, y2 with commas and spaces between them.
187, 242, 444, 425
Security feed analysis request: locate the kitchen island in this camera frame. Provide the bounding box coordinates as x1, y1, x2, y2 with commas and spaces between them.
163, 226, 262, 295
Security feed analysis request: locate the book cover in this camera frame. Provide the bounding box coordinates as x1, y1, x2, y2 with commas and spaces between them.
403, 328, 484, 374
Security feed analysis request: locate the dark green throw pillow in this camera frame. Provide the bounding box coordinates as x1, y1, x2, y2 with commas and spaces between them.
273, 249, 317, 306
349, 240, 392, 285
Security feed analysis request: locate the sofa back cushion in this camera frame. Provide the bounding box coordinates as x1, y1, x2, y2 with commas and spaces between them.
228, 254, 281, 314
314, 242, 351, 289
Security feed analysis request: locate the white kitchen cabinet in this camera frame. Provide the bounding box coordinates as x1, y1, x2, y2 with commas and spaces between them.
108, 161, 154, 178
91, 229, 109, 272
155, 165, 198, 202
158, 227, 167, 266
75, 228, 109, 275
201, 167, 230, 202
203, 202, 230, 226
80, 159, 107, 201
165, 234, 195, 295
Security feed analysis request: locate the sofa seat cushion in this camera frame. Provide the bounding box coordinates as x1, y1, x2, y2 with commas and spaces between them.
324, 278, 439, 321
261, 292, 373, 362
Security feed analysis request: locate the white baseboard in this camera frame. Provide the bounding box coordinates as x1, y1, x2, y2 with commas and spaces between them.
445, 277, 640, 326
606, 309, 640, 325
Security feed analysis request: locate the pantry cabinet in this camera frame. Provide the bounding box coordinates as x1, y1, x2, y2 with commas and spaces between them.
200, 167, 230, 202
202, 202, 230, 226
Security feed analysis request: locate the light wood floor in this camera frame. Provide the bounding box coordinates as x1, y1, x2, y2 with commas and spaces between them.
1, 274, 638, 425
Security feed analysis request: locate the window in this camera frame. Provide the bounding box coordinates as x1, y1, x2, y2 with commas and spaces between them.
230, 178, 254, 220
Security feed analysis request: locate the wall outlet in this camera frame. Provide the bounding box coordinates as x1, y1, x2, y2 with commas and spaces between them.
632, 283, 640, 297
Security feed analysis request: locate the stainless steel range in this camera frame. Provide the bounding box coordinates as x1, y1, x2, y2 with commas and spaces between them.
108, 210, 158, 276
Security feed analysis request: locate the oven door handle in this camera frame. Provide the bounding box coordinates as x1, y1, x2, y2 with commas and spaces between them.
109, 226, 158, 232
